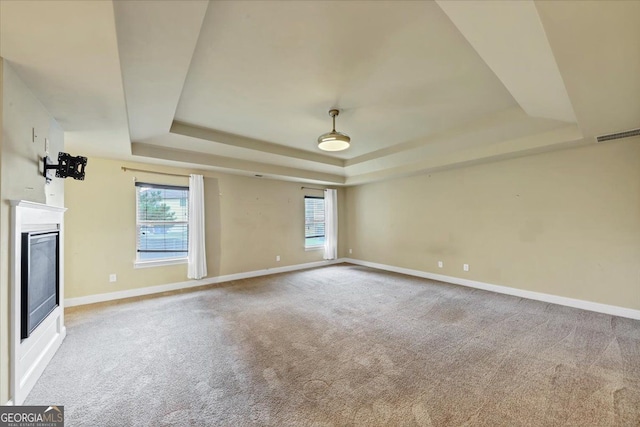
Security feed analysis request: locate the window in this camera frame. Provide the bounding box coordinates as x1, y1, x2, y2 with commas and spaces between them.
304, 196, 325, 248
136, 182, 189, 264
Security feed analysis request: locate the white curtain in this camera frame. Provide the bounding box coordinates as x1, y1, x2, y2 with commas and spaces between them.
323, 188, 338, 260
188, 174, 207, 279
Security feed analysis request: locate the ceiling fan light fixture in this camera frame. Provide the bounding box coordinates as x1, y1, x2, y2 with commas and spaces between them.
317, 131, 351, 151
318, 109, 350, 151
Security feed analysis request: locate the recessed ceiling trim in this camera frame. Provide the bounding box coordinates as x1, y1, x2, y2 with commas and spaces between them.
171, 121, 345, 167
345, 107, 528, 167
534, 1, 640, 138
436, 0, 576, 124
346, 124, 585, 185
114, 0, 209, 141
346, 122, 582, 177
132, 143, 345, 185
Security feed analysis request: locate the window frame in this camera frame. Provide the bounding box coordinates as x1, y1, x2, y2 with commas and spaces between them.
134, 182, 189, 268
304, 195, 325, 250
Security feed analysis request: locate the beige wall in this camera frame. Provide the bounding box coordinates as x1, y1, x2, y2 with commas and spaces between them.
68, 140, 640, 313
346, 138, 640, 311
0, 60, 65, 403
64, 157, 347, 299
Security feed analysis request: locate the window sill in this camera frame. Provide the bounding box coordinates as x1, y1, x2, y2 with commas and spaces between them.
134, 257, 188, 269
305, 246, 324, 252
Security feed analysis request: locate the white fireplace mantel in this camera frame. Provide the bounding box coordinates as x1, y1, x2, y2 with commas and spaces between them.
10, 200, 67, 405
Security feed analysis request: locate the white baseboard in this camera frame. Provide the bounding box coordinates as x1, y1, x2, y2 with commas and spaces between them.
342, 258, 640, 320
65, 257, 640, 320
65, 259, 345, 307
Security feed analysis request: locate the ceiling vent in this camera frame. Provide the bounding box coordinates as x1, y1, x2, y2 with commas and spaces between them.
596, 128, 640, 143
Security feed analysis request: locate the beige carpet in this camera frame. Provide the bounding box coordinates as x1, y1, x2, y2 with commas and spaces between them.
26, 264, 640, 426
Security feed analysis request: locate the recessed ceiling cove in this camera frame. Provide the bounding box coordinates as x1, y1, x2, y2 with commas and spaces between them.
2, 0, 638, 184
174, 1, 517, 159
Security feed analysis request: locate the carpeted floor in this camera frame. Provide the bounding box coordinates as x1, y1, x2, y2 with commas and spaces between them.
26, 264, 640, 426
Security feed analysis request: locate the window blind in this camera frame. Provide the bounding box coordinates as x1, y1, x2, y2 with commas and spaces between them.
135, 182, 189, 261
304, 196, 325, 247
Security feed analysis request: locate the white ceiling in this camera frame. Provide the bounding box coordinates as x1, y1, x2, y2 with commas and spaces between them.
1, 0, 638, 185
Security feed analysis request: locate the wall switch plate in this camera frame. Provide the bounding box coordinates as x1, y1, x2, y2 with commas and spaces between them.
349, 249, 353, 254
463, 264, 469, 272
44, 138, 49, 154
109, 274, 117, 282
438, 261, 443, 268
276, 255, 280, 262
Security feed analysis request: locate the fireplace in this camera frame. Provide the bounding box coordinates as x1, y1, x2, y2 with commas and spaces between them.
21, 230, 60, 340
11, 200, 67, 405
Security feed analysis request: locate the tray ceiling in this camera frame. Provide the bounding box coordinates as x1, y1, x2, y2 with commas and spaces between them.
1, 0, 638, 185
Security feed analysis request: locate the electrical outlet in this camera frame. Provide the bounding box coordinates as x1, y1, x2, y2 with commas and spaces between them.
349, 249, 353, 254
463, 264, 469, 272
276, 255, 280, 262
438, 261, 443, 268
109, 274, 117, 282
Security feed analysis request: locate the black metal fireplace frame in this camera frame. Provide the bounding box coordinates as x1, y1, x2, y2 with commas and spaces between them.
20, 230, 60, 340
